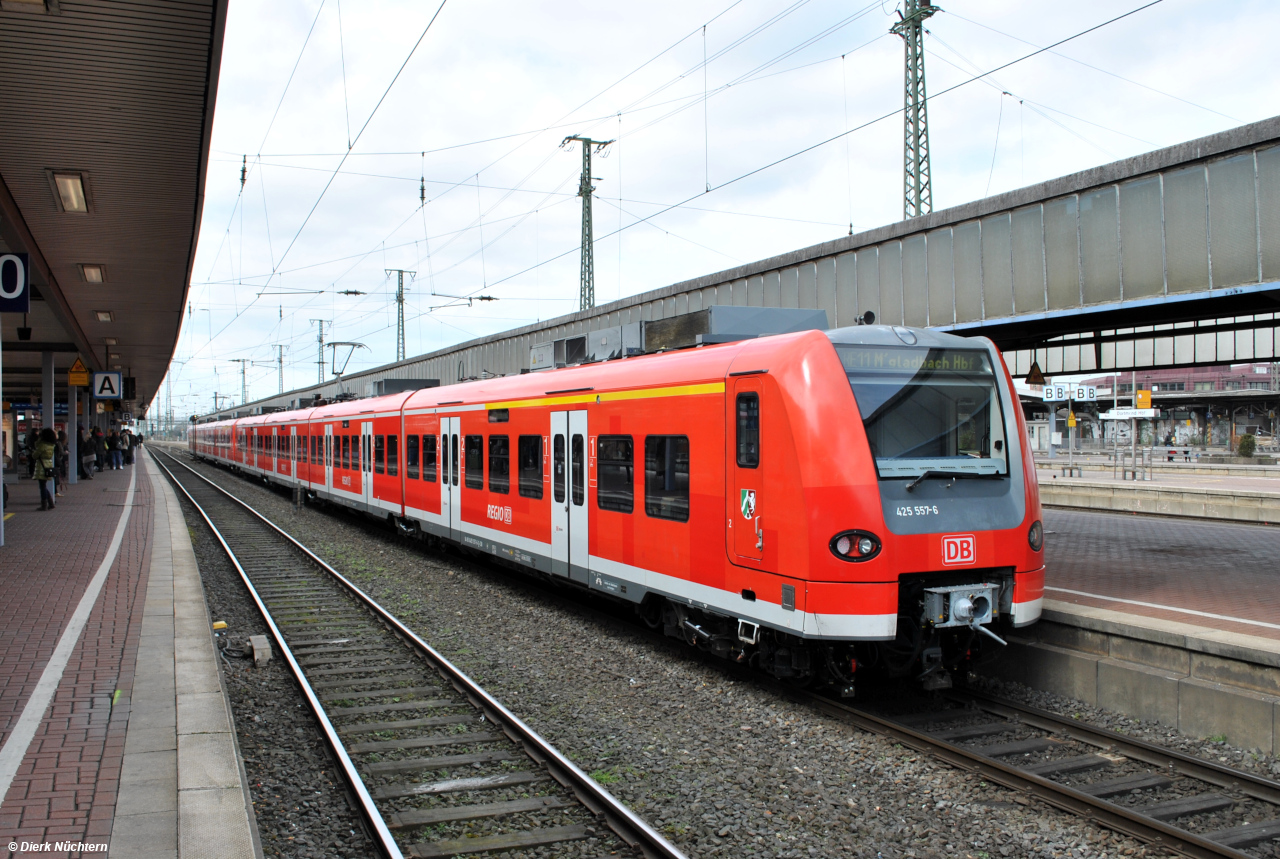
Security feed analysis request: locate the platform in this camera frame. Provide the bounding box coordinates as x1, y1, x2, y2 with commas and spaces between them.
0, 453, 258, 858
983, 507, 1280, 754
1036, 466, 1280, 524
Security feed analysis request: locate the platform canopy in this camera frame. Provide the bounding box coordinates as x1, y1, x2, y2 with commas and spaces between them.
0, 0, 227, 413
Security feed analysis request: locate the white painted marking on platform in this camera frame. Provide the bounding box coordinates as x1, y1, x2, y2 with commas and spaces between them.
1045, 586, 1280, 632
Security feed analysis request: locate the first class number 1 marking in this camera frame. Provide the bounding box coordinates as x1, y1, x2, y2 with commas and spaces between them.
896, 505, 940, 517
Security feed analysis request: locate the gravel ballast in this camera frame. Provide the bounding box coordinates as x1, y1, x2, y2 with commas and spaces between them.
171, 480, 378, 859
168, 450, 1166, 858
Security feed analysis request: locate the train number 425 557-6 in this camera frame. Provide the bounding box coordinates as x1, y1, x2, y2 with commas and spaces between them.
895, 505, 940, 517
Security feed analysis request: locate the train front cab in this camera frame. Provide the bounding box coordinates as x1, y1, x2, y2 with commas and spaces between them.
785, 325, 1044, 687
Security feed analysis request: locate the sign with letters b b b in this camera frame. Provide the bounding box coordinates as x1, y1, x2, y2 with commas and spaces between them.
93, 372, 122, 399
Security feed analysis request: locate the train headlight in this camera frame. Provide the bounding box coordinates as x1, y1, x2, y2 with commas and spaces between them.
830, 530, 881, 562
1028, 520, 1043, 552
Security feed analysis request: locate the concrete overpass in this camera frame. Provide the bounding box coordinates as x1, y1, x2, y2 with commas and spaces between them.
204, 114, 1280, 419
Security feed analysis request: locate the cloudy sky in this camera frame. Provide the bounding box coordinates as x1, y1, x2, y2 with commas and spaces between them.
162, 0, 1279, 417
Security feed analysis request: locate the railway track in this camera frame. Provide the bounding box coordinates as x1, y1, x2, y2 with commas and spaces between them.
791, 686, 1280, 859
163, 444, 1280, 858
151, 448, 686, 859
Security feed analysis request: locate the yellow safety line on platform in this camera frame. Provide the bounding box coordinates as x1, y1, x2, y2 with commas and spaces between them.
3, 513, 12, 521
486, 381, 725, 411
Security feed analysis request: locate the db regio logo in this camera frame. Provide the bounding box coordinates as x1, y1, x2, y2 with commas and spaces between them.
487, 505, 512, 525
941, 534, 976, 566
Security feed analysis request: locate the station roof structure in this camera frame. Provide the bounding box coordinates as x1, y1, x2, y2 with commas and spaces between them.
0, 0, 227, 411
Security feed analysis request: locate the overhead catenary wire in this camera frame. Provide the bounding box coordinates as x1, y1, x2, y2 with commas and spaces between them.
393, 0, 1168, 322
178, 0, 1172, 414
195, 0, 1169, 376
945, 10, 1244, 124
186, 0, 451, 363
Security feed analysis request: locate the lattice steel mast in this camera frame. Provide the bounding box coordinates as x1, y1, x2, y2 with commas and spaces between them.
563, 135, 613, 312
891, 1, 941, 220
386, 268, 415, 361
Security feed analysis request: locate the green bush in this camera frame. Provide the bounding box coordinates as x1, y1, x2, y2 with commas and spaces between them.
1238, 434, 1256, 458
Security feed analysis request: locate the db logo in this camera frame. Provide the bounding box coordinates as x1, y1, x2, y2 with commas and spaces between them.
487, 504, 512, 525
942, 534, 976, 566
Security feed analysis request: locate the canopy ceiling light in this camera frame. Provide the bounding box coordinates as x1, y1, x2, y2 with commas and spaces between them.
103, 337, 118, 345
81, 264, 105, 282
52, 172, 88, 213
95, 310, 113, 322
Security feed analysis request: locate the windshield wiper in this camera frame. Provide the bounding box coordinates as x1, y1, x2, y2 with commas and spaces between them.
904, 470, 1003, 492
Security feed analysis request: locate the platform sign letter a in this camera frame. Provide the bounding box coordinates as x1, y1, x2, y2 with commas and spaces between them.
93, 372, 122, 399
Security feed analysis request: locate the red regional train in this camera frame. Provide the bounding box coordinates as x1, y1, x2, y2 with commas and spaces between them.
190, 323, 1044, 691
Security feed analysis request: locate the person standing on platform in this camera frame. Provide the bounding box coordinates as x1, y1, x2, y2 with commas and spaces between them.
25, 426, 37, 479
120, 429, 132, 466
78, 426, 94, 480
94, 427, 107, 472
54, 430, 68, 497
33, 428, 57, 511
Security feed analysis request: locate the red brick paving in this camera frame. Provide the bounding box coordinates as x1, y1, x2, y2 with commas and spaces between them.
1044, 508, 1280, 641
0, 459, 153, 856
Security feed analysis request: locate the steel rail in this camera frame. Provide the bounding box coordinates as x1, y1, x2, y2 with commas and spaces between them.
958, 689, 1280, 806
148, 449, 404, 859
154, 448, 688, 859
779, 684, 1255, 859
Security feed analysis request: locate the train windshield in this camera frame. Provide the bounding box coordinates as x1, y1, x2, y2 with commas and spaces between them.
835, 345, 1008, 480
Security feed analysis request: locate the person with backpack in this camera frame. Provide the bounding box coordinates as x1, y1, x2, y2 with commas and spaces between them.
33, 428, 57, 510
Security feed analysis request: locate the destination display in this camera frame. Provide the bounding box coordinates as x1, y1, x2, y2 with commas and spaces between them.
835, 346, 992, 375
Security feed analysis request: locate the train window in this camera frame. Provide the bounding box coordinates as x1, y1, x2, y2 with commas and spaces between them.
387, 434, 398, 477
835, 345, 1008, 479
644, 436, 690, 522
736, 394, 759, 468
406, 435, 420, 479
423, 435, 437, 482
374, 435, 385, 474
451, 434, 459, 487
488, 409, 509, 423
517, 436, 542, 499
553, 435, 565, 503
488, 435, 510, 494
341, 435, 350, 470
597, 435, 633, 513
464, 435, 484, 489
571, 434, 585, 507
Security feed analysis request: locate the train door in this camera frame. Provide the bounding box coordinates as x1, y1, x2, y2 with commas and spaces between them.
550, 410, 589, 582
290, 426, 298, 482
324, 424, 333, 492
360, 422, 374, 510
731, 378, 764, 562
441, 417, 460, 538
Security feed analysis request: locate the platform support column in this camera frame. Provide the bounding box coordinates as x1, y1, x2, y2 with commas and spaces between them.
67, 385, 78, 485
42, 351, 53, 431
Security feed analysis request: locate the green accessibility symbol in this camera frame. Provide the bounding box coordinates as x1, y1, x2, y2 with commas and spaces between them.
740, 488, 756, 519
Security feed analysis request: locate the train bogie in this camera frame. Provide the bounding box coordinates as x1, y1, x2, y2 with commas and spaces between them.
189, 322, 1043, 692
